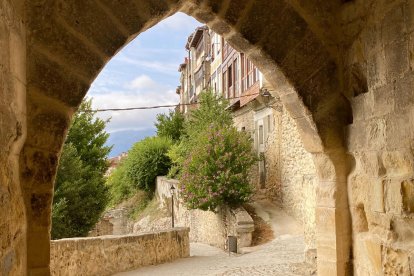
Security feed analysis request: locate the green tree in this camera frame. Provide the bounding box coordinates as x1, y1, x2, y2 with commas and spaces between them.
125, 136, 173, 192
51, 98, 111, 239
65, 99, 111, 174
155, 109, 185, 142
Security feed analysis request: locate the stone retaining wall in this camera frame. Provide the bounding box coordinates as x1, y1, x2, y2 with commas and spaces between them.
156, 177, 254, 251
50, 228, 190, 276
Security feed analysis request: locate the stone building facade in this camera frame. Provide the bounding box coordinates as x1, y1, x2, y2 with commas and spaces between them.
178, 26, 318, 258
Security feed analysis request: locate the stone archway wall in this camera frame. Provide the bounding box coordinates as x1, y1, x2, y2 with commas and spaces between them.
0, 0, 27, 275
343, 0, 414, 274
0, 0, 360, 275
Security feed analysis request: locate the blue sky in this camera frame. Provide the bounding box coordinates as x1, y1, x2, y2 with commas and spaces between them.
87, 12, 202, 136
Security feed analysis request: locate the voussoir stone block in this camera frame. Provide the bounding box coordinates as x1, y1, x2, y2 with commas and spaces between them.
28, 52, 89, 107
55, 0, 129, 57
24, 100, 71, 152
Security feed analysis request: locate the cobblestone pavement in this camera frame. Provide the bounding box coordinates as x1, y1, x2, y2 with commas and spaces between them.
116, 236, 313, 276
116, 202, 315, 276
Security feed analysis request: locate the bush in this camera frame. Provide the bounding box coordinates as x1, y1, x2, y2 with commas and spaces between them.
155, 109, 185, 142
168, 91, 233, 177
172, 91, 257, 211
179, 124, 257, 211
106, 160, 133, 205
125, 136, 173, 192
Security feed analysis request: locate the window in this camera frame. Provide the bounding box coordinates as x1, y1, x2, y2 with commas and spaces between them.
234, 58, 239, 96
222, 71, 227, 98
259, 125, 264, 145
240, 54, 245, 92
267, 114, 273, 132
228, 65, 232, 88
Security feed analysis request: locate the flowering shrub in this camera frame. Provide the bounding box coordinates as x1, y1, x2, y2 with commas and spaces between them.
179, 123, 257, 211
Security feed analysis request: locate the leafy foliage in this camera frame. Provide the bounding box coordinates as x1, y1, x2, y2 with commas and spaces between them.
125, 136, 173, 192
155, 109, 185, 142
168, 91, 233, 177
106, 160, 133, 205
171, 91, 257, 211
65, 99, 111, 174
179, 124, 256, 211
51, 99, 111, 239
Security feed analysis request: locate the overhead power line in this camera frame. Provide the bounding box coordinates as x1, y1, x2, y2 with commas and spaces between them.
81, 92, 262, 113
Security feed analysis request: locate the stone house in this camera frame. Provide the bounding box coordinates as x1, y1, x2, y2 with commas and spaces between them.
177, 26, 319, 260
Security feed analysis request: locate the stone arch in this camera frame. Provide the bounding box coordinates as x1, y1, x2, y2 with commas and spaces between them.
15, 0, 353, 275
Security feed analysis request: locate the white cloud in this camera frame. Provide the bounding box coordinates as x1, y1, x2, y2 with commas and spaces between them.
90, 75, 179, 133
126, 75, 157, 90
116, 54, 179, 76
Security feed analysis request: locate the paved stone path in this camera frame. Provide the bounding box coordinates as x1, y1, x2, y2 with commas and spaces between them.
116, 201, 315, 276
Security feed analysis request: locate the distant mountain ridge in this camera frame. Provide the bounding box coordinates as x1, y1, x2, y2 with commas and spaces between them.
106, 129, 156, 157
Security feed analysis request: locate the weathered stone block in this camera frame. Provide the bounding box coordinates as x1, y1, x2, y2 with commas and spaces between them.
385, 39, 410, 82
383, 247, 410, 275
402, 179, 414, 214
317, 260, 337, 276
55, 0, 129, 57
381, 3, 406, 45
97, 0, 162, 34
385, 115, 412, 151
317, 181, 336, 208
367, 49, 387, 90
260, 5, 308, 64
346, 122, 367, 151
354, 151, 385, 177
224, 0, 252, 26
27, 228, 50, 268
30, 18, 105, 81
24, 99, 70, 152
20, 147, 59, 193
373, 83, 394, 117
384, 179, 403, 215
370, 180, 385, 213
349, 174, 369, 206
366, 211, 392, 231
351, 205, 369, 233
405, 0, 414, 33
293, 115, 323, 153
237, 0, 286, 45
382, 150, 414, 177
394, 73, 414, 113
27, 52, 89, 107
350, 93, 366, 121
280, 92, 311, 119
391, 218, 414, 244
354, 234, 382, 275
366, 118, 386, 151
